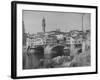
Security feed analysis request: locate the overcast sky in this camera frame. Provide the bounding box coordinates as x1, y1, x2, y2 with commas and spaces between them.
23, 10, 90, 34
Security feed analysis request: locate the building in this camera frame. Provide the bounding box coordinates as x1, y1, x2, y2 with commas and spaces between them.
45, 35, 57, 45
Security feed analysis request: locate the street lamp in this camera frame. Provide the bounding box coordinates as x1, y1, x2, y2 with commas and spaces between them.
82, 13, 85, 32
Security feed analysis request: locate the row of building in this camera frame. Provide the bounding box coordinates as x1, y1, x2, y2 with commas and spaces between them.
26, 30, 90, 50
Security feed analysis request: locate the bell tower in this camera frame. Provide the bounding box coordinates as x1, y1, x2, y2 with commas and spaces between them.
42, 17, 46, 32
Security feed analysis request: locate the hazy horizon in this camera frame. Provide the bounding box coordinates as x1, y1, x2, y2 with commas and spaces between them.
23, 10, 90, 34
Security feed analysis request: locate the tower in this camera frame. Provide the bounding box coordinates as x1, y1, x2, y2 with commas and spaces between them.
42, 17, 46, 32
23, 21, 26, 46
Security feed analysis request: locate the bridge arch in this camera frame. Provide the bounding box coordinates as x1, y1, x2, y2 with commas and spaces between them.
44, 44, 65, 59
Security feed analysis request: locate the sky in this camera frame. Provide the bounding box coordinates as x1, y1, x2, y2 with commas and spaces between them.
23, 10, 90, 34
